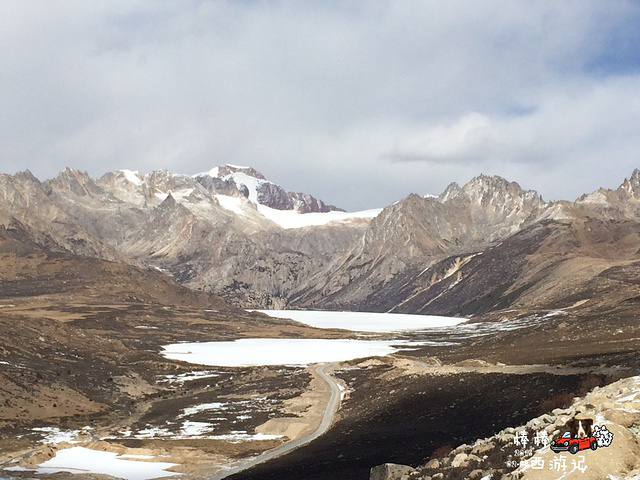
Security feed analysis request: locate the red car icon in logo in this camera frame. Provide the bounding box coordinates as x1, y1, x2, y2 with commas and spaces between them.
550, 431, 598, 454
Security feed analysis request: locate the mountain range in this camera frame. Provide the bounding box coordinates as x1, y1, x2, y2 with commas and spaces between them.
1, 165, 640, 317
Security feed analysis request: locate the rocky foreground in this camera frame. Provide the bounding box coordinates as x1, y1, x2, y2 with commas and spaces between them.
371, 375, 640, 480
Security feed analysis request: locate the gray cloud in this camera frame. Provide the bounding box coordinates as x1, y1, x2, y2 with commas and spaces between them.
1, 1, 640, 210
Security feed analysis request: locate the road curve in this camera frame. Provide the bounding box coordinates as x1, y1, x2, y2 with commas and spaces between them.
208, 363, 341, 480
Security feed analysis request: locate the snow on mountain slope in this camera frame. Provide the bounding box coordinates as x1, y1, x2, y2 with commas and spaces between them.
223, 171, 263, 204
195, 164, 344, 214
211, 192, 380, 228
256, 204, 382, 229
120, 169, 142, 186
99, 165, 373, 231
213, 194, 247, 216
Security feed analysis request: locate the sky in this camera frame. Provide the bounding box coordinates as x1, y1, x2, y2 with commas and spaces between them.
1, 1, 640, 211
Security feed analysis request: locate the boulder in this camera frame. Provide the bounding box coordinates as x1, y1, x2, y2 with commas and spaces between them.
451, 452, 469, 468
453, 443, 470, 455
497, 432, 515, 444
471, 441, 495, 455
370, 463, 414, 480
424, 458, 440, 469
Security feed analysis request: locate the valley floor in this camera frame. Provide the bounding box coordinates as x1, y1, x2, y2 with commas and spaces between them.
1, 299, 638, 479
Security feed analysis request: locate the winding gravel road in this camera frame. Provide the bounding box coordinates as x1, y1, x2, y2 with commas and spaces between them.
208, 363, 341, 480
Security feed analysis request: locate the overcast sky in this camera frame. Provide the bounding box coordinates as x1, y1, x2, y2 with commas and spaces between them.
1, 1, 640, 210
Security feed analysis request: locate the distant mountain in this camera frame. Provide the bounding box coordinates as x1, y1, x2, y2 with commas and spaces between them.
290, 175, 546, 311
289, 171, 640, 317
1, 166, 640, 315
0, 166, 373, 308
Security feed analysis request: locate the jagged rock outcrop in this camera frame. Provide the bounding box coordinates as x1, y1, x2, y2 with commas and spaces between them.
256, 181, 294, 210
619, 168, 640, 199
0, 170, 117, 259
289, 191, 342, 213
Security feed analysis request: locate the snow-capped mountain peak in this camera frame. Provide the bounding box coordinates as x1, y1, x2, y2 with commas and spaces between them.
120, 170, 142, 186
196, 164, 266, 181
193, 164, 343, 215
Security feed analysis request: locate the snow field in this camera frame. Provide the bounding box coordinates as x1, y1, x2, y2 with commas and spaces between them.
256, 204, 382, 229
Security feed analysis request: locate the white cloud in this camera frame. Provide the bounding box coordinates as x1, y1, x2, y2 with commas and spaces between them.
0, 1, 639, 209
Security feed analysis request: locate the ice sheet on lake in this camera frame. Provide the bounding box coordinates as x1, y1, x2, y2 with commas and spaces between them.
162, 338, 425, 366
253, 310, 465, 333
5, 446, 180, 480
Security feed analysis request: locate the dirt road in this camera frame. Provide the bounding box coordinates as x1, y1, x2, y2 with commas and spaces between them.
208, 363, 341, 480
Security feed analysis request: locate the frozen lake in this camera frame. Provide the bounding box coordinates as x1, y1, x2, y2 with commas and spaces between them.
254, 310, 466, 333
162, 338, 426, 366
6, 447, 179, 480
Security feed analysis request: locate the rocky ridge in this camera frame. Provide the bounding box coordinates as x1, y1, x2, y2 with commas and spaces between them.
0, 166, 368, 308
291, 171, 640, 315
2, 167, 640, 313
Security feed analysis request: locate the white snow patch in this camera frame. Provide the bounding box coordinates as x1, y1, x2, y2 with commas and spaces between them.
215, 194, 250, 215
223, 172, 263, 204
32, 427, 81, 444
6, 446, 180, 480
157, 370, 219, 384
134, 427, 172, 439
254, 310, 465, 333
120, 170, 142, 186
158, 370, 220, 383
180, 421, 214, 437
207, 183, 381, 229
180, 402, 228, 417
162, 338, 428, 366
618, 392, 639, 402
256, 205, 382, 229
594, 413, 612, 425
